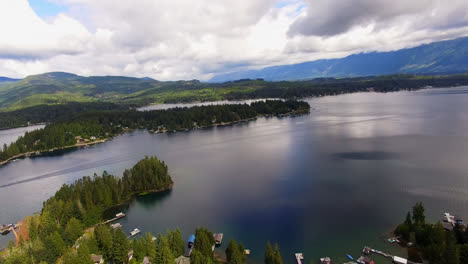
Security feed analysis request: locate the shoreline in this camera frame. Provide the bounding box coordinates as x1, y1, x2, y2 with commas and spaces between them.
0, 109, 308, 168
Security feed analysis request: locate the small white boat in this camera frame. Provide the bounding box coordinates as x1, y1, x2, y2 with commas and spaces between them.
130, 228, 140, 236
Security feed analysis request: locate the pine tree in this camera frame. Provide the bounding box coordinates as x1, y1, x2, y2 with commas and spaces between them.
167, 229, 185, 257
112, 229, 129, 264
265, 241, 274, 264
155, 234, 174, 264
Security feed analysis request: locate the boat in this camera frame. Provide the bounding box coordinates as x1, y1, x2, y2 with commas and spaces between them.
214, 233, 224, 246
346, 254, 354, 260
130, 228, 140, 236
295, 253, 304, 264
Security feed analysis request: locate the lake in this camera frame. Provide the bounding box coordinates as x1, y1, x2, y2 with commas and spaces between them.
2, 88, 468, 263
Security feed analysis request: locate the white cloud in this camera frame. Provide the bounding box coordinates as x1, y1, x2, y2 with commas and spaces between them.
1, 0, 468, 80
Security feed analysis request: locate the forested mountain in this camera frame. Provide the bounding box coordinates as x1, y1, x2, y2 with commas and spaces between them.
1, 71, 468, 111
210, 37, 468, 82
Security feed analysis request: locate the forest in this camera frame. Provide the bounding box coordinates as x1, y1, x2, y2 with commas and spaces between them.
0, 100, 310, 164
0, 156, 284, 264
395, 202, 468, 264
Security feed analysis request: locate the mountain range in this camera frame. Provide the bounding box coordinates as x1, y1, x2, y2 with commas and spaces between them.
209, 37, 468, 82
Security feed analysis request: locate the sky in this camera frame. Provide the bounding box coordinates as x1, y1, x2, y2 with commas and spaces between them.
0, 0, 468, 80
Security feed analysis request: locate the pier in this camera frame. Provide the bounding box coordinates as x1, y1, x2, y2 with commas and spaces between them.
363, 246, 421, 264
103, 212, 125, 224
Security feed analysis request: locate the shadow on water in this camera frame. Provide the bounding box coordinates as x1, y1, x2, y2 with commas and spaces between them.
134, 189, 173, 209
332, 151, 400, 161
102, 190, 172, 219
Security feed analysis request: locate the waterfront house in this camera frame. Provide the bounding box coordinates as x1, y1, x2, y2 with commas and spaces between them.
91, 254, 104, 264
443, 222, 454, 231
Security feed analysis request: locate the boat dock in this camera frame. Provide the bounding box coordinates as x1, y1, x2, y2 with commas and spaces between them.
104, 212, 125, 224
362, 246, 421, 264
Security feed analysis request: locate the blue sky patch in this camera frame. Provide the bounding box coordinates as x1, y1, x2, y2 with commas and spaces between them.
29, 0, 67, 18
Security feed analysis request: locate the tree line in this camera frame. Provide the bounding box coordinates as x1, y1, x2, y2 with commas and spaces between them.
0, 100, 310, 163
395, 202, 468, 264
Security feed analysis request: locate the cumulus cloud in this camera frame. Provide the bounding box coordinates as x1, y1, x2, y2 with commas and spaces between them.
0, 0, 91, 59
1, 0, 468, 80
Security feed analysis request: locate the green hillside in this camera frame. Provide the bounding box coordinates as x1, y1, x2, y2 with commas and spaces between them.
1, 71, 468, 111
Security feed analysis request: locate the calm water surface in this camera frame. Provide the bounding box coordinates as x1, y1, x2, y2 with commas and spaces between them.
1, 88, 468, 263
0, 125, 44, 147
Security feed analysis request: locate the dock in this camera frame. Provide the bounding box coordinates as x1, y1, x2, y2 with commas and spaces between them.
295, 253, 304, 264
104, 212, 125, 224
362, 246, 421, 264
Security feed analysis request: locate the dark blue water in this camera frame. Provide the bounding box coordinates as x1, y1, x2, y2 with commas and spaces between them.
1, 88, 468, 263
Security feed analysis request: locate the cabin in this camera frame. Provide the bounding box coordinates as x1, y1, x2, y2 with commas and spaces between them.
91, 254, 104, 264
110, 223, 122, 229
358, 256, 374, 264
214, 233, 224, 245
90, 136, 97, 140
320, 257, 334, 264
393, 256, 407, 264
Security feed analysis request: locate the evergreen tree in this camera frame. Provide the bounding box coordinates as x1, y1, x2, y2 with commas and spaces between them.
412, 202, 426, 226
167, 229, 184, 257
112, 229, 130, 264
64, 217, 84, 245
155, 234, 174, 264
444, 231, 460, 264
265, 241, 274, 264
273, 243, 283, 264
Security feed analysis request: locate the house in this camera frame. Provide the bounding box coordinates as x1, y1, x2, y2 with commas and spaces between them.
143, 256, 151, 264
91, 254, 104, 264
393, 256, 408, 264
90, 136, 97, 140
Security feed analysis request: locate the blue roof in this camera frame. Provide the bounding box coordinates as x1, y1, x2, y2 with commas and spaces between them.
188, 235, 195, 243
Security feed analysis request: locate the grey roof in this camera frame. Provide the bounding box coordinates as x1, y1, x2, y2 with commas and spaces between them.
175, 256, 191, 264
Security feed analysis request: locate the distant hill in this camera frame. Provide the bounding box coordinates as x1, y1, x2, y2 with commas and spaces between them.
209, 37, 468, 82
0, 77, 20, 83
